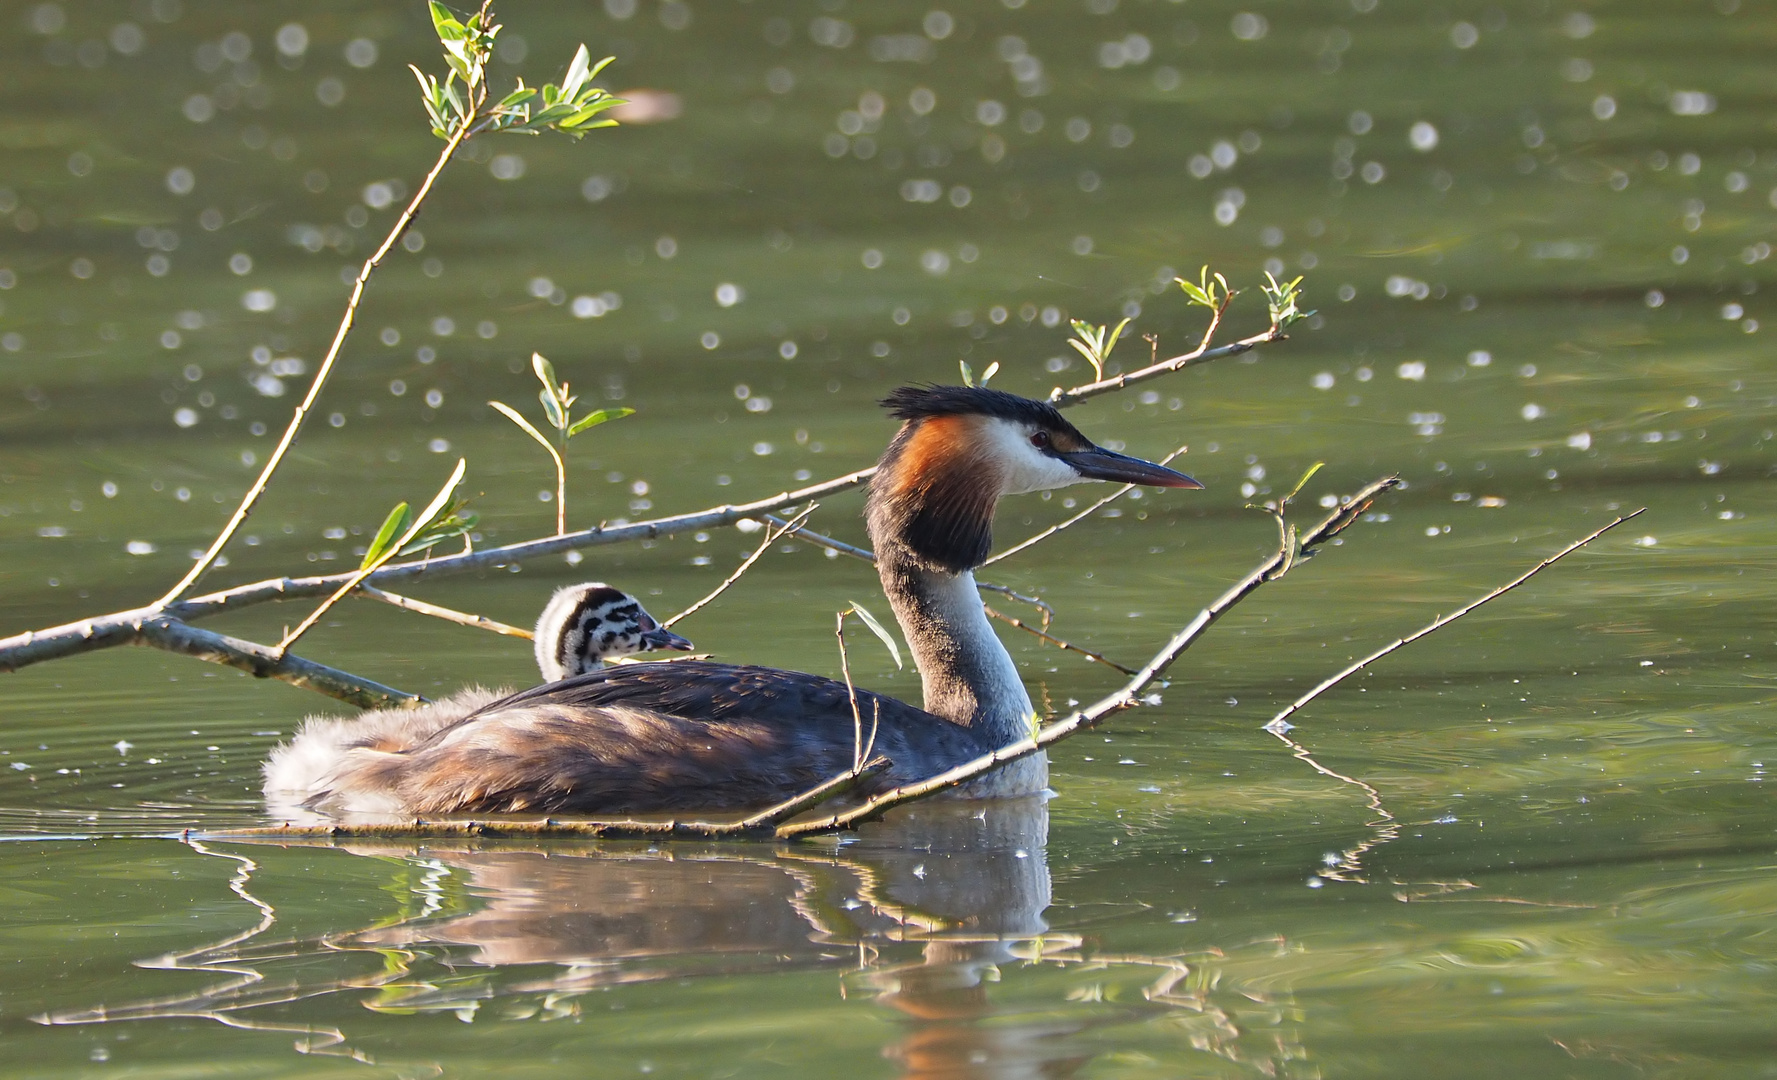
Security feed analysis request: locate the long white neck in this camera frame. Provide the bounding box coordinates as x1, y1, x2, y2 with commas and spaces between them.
875, 555, 1034, 749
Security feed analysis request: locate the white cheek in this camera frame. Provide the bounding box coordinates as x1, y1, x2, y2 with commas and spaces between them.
984, 419, 1087, 493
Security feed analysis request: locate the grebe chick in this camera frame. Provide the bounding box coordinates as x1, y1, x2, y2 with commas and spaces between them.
277, 385, 1201, 818
263, 584, 691, 811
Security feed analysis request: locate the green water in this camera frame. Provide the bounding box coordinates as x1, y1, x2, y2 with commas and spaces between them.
3, 0, 1775, 1074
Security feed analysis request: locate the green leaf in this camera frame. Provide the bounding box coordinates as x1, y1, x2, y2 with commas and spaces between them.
561, 44, 591, 99
565, 406, 634, 437
372, 459, 470, 565
538, 387, 565, 431
1105, 317, 1130, 356
396, 505, 478, 556
489, 399, 555, 455
361, 501, 413, 569
1283, 461, 1325, 505
979, 361, 999, 386
412, 457, 469, 533
847, 601, 904, 670
959, 360, 975, 387
429, 1, 466, 40
531, 352, 558, 391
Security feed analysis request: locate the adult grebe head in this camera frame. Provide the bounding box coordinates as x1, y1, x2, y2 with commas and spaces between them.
867, 385, 1202, 574
533, 583, 693, 682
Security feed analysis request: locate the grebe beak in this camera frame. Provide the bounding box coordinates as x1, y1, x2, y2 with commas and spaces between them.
641, 626, 696, 651
1059, 446, 1204, 489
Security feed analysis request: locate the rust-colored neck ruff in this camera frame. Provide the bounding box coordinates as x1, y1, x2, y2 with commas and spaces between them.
867, 414, 1005, 575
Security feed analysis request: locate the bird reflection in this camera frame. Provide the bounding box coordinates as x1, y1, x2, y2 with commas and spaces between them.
37, 799, 1307, 1077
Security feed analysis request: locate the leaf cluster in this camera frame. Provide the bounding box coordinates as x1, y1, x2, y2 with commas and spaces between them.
1067, 317, 1130, 382
361, 459, 477, 569
1261, 271, 1315, 329
958, 359, 999, 388
1175, 266, 1234, 310
492, 353, 633, 451
410, 3, 621, 141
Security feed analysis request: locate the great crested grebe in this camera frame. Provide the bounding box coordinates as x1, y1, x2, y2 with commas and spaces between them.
263, 583, 692, 811
270, 386, 1200, 817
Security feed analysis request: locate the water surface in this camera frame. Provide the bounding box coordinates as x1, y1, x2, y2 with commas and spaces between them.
2, 1, 1774, 1075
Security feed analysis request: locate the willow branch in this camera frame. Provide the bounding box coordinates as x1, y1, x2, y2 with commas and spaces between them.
664, 505, 816, 628
0, 468, 875, 674
155, 120, 475, 608
356, 586, 532, 639
1047, 324, 1282, 408
1262, 508, 1645, 736
986, 443, 1190, 566
133, 617, 420, 709
4, 301, 1281, 680
776, 475, 1401, 837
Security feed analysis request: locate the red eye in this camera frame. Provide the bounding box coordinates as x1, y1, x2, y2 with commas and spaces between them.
1030, 431, 1050, 449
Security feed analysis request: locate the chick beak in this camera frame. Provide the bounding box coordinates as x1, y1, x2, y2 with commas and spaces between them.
640, 626, 695, 652
1058, 446, 1205, 489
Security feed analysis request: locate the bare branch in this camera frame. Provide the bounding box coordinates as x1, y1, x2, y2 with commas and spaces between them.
1262, 508, 1645, 736
665, 505, 816, 628
156, 121, 476, 608
356, 586, 533, 639
986, 443, 1191, 566
134, 618, 420, 709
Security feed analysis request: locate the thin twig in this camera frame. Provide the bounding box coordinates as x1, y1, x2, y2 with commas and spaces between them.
1261, 508, 1645, 736
762, 514, 874, 562
275, 459, 467, 655
665, 505, 816, 628
986, 443, 1191, 566
356, 586, 533, 639
487, 400, 568, 536
155, 121, 476, 608
836, 608, 865, 772
983, 605, 1135, 676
